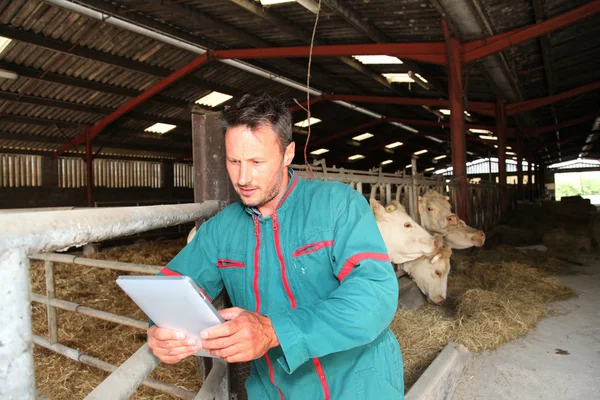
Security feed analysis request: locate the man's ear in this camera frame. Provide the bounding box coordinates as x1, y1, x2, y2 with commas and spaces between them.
283, 141, 295, 166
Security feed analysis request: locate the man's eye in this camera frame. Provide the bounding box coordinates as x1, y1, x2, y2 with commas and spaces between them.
253, 161, 263, 165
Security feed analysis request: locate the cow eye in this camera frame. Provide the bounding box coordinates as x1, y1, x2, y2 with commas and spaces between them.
435, 270, 442, 277
428, 207, 433, 211
404, 222, 412, 228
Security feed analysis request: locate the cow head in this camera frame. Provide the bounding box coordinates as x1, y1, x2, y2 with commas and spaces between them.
418, 191, 459, 234
371, 199, 439, 264
402, 244, 452, 305
444, 219, 486, 249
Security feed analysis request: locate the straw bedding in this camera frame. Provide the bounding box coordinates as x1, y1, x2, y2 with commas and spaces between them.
31, 240, 576, 397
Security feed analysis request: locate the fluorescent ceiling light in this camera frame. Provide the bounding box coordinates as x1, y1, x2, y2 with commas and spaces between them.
412, 72, 428, 83
434, 155, 447, 160
294, 117, 321, 128
260, 0, 295, 5
425, 167, 435, 172
439, 109, 471, 117
195, 91, 232, 107
381, 160, 393, 165
385, 141, 403, 149
426, 136, 443, 143
479, 135, 497, 141
0, 69, 18, 80
352, 132, 374, 141
467, 151, 475, 155
406, 164, 412, 168
493, 145, 512, 149
0, 37, 11, 55
413, 149, 428, 155
145, 123, 176, 134
592, 117, 600, 131
352, 55, 403, 64
470, 128, 493, 134
383, 73, 413, 83
310, 148, 329, 155
348, 154, 365, 161
506, 151, 516, 156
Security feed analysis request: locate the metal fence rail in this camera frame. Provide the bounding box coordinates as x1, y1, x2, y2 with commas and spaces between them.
0, 202, 222, 399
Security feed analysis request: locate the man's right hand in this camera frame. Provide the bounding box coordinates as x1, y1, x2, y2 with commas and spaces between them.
147, 325, 202, 364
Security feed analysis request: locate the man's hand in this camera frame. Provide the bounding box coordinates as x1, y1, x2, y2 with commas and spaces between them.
200, 307, 279, 363
147, 326, 202, 364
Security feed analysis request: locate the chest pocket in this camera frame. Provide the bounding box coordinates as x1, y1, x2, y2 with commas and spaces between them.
291, 239, 337, 301
217, 249, 247, 309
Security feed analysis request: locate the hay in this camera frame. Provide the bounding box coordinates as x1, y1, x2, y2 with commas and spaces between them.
30, 239, 202, 400
390, 253, 575, 389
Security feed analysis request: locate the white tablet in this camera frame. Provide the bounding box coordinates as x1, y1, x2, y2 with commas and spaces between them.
116, 275, 224, 358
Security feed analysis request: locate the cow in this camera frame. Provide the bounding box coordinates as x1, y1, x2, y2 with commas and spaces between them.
187, 225, 197, 244
370, 199, 439, 264
401, 244, 452, 305
443, 219, 486, 249
418, 191, 459, 234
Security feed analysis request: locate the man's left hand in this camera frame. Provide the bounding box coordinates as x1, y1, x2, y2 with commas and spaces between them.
200, 307, 279, 363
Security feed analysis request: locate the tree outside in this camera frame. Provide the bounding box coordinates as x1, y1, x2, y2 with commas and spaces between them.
555, 171, 600, 203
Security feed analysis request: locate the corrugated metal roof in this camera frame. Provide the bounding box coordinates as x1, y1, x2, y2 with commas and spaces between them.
0, 0, 597, 166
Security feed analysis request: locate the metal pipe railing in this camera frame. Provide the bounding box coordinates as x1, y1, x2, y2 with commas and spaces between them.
85, 344, 160, 400
33, 336, 196, 400
31, 293, 148, 330
31, 253, 163, 275
194, 359, 229, 400
0, 201, 221, 398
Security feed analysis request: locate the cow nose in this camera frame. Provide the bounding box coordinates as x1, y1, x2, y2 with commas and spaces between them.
446, 214, 458, 225
434, 297, 445, 305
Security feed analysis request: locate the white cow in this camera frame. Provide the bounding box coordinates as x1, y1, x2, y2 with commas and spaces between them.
401, 245, 452, 305
418, 191, 459, 234
444, 219, 486, 249
187, 226, 197, 244
370, 199, 439, 264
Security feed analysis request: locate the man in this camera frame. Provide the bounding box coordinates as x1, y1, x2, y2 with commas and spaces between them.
147, 94, 404, 399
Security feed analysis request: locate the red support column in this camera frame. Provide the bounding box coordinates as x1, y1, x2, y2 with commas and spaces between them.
496, 98, 508, 213
85, 127, 94, 208
516, 130, 524, 200
527, 148, 534, 201
443, 19, 467, 221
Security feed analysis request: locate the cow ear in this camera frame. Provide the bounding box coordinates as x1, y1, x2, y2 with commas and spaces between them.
386, 204, 397, 212
370, 198, 384, 215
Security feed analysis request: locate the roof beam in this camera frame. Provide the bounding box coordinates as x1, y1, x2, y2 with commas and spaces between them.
319, 0, 447, 95
506, 81, 600, 115
0, 62, 190, 110
52, 54, 208, 157
0, 131, 187, 155
463, 0, 600, 63
0, 25, 238, 96
324, 94, 496, 115
532, 0, 561, 159
140, 0, 360, 93
227, 0, 397, 89
0, 91, 189, 127
210, 42, 448, 65
523, 114, 598, 137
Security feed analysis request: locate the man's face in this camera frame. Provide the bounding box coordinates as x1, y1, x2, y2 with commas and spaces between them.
225, 123, 295, 209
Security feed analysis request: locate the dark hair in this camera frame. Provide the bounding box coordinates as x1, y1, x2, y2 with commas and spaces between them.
221, 94, 293, 153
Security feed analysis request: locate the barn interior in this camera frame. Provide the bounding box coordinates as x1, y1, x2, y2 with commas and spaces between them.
0, 0, 599, 399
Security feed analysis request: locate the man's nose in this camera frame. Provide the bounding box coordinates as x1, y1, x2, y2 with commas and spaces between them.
238, 162, 252, 186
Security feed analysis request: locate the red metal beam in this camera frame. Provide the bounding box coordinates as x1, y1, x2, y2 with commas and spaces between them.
290, 95, 325, 113
308, 118, 384, 148
443, 18, 468, 221
497, 98, 507, 188
383, 117, 501, 134
506, 81, 600, 115
523, 114, 598, 137
210, 43, 448, 65
463, 0, 600, 63
324, 94, 495, 116
52, 54, 209, 158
